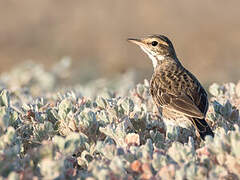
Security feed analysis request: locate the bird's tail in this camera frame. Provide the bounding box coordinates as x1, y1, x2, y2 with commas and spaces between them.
190, 118, 214, 140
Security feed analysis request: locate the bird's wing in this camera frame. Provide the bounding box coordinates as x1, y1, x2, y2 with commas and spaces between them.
150, 69, 206, 119
160, 93, 205, 119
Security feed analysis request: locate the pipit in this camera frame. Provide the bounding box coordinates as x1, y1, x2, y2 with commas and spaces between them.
128, 34, 214, 140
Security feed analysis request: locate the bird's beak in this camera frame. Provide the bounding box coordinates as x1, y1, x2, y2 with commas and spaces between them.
127, 38, 145, 47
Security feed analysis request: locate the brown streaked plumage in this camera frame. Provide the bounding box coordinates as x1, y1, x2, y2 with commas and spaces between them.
128, 34, 214, 140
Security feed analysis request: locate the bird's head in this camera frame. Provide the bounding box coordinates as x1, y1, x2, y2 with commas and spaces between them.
128, 35, 177, 69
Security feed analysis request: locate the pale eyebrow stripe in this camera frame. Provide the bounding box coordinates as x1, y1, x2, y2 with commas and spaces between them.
159, 40, 169, 46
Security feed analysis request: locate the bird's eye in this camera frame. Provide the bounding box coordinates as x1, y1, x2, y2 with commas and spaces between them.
151, 41, 158, 46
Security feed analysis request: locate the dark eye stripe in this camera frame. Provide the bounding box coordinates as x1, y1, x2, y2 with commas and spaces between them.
151, 41, 158, 46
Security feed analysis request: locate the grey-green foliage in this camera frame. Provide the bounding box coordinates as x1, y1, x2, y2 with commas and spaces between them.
0, 62, 239, 179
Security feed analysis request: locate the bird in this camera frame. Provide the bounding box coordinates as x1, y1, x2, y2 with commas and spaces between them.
127, 34, 214, 140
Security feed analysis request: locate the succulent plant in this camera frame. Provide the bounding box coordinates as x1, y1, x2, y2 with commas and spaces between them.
0, 61, 239, 179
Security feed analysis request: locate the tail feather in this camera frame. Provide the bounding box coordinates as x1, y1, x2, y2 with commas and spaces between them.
191, 118, 214, 140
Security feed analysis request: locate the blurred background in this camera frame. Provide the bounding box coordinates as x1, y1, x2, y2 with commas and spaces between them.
0, 1, 240, 87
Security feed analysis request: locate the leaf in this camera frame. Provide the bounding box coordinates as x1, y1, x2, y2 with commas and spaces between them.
0, 89, 10, 107
58, 99, 72, 120
119, 97, 134, 114
95, 96, 107, 109
209, 83, 220, 97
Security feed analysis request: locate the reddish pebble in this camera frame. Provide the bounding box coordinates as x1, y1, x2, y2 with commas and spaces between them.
131, 160, 142, 172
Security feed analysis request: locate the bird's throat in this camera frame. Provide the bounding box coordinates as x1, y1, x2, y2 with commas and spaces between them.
140, 47, 164, 69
